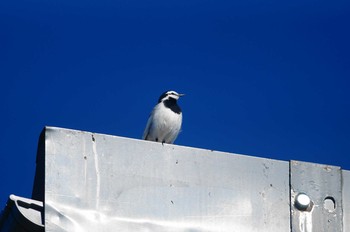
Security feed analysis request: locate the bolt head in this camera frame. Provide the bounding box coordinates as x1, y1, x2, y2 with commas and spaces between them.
295, 193, 312, 211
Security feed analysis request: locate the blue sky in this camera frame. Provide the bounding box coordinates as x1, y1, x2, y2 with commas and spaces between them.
1, 0, 350, 207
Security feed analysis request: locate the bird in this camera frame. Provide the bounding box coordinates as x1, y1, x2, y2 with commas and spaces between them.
143, 90, 184, 144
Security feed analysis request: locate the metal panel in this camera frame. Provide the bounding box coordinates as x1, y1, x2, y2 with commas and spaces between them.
344, 170, 350, 232
290, 160, 343, 232
0, 195, 44, 232
44, 127, 290, 232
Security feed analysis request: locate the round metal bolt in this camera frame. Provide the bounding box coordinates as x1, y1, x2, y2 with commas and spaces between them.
295, 193, 312, 211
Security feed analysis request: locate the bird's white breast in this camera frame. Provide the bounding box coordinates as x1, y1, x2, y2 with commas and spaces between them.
148, 102, 182, 143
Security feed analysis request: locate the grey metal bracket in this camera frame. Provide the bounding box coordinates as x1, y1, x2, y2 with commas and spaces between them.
290, 160, 343, 232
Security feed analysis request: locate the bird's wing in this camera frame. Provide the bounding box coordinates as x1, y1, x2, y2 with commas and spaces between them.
142, 112, 153, 140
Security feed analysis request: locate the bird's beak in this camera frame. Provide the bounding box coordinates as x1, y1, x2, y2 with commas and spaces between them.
178, 93, 185, 97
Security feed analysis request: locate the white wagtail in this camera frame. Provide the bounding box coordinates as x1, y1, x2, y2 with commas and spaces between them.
143, 90, 184, 144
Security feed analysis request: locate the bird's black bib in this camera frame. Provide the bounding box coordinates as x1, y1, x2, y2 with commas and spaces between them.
163, 98, 182, 114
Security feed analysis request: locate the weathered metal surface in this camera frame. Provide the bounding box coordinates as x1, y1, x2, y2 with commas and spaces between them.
344, 170, 350, 232
43, 127, 290, 232
290, 160, 343, 232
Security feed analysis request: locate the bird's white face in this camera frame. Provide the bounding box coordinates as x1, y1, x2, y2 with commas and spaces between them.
160, 90, 184, 101
167, 91, 181, 100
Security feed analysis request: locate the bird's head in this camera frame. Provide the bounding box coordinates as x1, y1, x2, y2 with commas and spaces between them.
158, 90, 185, 103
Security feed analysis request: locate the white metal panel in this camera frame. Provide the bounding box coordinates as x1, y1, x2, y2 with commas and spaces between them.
44, 127, 290, 232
